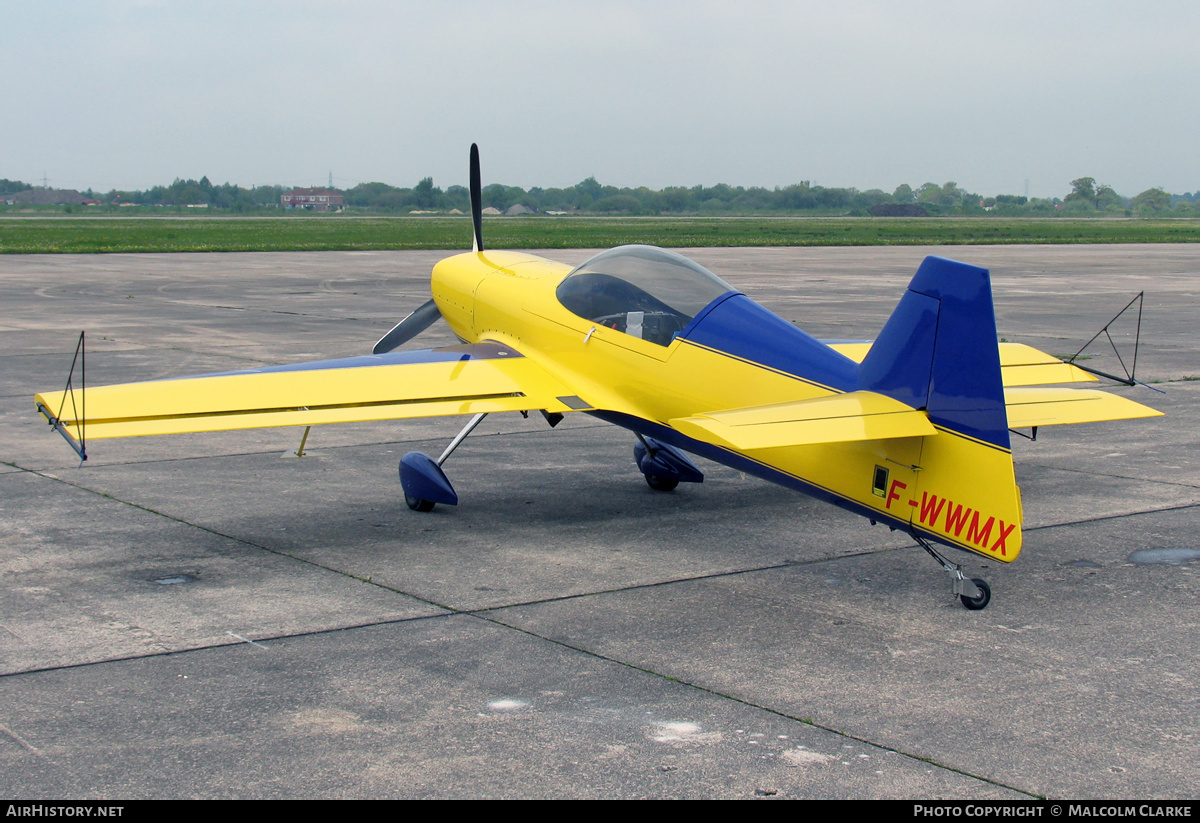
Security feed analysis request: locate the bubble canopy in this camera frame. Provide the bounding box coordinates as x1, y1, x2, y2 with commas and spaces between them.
556, 245, 736, 346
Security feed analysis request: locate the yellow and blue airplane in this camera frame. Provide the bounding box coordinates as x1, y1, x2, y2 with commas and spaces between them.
35, 146, 1161, 609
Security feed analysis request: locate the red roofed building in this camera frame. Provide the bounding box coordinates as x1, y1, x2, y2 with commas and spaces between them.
281, 188, 344, 212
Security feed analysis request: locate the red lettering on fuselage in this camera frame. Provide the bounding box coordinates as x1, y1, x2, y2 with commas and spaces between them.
917, 492, 946, 524
943, 502, 971, 537
912, 491, 1015, 556
966, 511, 995, 547
885, 479, 906, 509
992, 521, 1016, 556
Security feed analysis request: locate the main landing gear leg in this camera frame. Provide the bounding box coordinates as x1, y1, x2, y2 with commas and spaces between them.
914, 533, 992, 611
399, 412, 488, 512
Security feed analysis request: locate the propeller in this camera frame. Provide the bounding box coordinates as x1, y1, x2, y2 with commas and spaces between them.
373, 298, 442, 354
372, 144, 485, 355
470, 142, 484, 253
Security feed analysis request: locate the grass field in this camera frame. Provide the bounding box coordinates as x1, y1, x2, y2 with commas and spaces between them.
2, 215, 1199, 254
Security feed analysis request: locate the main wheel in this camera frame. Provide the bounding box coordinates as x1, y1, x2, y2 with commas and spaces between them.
405, 493, 436, 512
645, 474, 678, 492
959, 578, 991, 610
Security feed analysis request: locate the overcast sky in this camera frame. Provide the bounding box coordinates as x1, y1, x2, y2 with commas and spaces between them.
3, 0, 1196, 198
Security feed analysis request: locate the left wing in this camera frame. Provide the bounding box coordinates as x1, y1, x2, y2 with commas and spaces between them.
35, 341, 592, 444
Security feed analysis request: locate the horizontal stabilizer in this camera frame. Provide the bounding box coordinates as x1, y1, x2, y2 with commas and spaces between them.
35, 341, 589, 441
670, 390, 936, 451
830, 342, 1098, 387
1004, 387, 1163, 428
995, 344, 1099, 387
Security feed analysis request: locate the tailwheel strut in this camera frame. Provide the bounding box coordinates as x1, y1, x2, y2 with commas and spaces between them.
914, 533, 991, 611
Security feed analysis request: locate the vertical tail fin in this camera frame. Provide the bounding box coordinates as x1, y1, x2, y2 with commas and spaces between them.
859, 257, 1022, 562
858, 255, 1008, 449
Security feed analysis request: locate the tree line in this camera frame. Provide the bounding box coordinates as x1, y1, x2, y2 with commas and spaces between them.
344, 176, 1198, 216
3, 174, 1197, 216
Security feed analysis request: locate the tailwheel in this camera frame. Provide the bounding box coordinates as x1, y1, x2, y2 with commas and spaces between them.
914, 532, 993, 611
959, 578, 991, 611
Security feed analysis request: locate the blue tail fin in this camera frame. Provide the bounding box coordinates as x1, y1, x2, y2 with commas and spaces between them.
858, 256, 1008, 449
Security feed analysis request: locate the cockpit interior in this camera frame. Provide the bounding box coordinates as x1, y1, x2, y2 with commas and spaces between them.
556, 245, 735, 346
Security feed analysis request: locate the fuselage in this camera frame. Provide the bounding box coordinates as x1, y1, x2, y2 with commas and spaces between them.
430, 248, 1024, 563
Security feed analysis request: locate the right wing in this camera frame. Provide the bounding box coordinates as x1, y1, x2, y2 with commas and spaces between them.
35, 341, 592, 443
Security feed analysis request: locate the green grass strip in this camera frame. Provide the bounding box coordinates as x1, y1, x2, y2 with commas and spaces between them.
3, 215, 1199, 254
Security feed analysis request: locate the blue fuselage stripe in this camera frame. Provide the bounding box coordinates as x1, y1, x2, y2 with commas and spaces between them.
680, 294, 859, 392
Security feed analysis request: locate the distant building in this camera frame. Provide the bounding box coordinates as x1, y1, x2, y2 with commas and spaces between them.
281, 188, 344, 212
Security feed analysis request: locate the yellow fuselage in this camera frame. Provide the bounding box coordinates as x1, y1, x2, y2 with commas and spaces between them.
432, 250, 1024, 563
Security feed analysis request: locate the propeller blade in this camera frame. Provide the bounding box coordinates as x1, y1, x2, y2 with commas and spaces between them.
470, 143, 484, 253
373, 298, 442, 354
